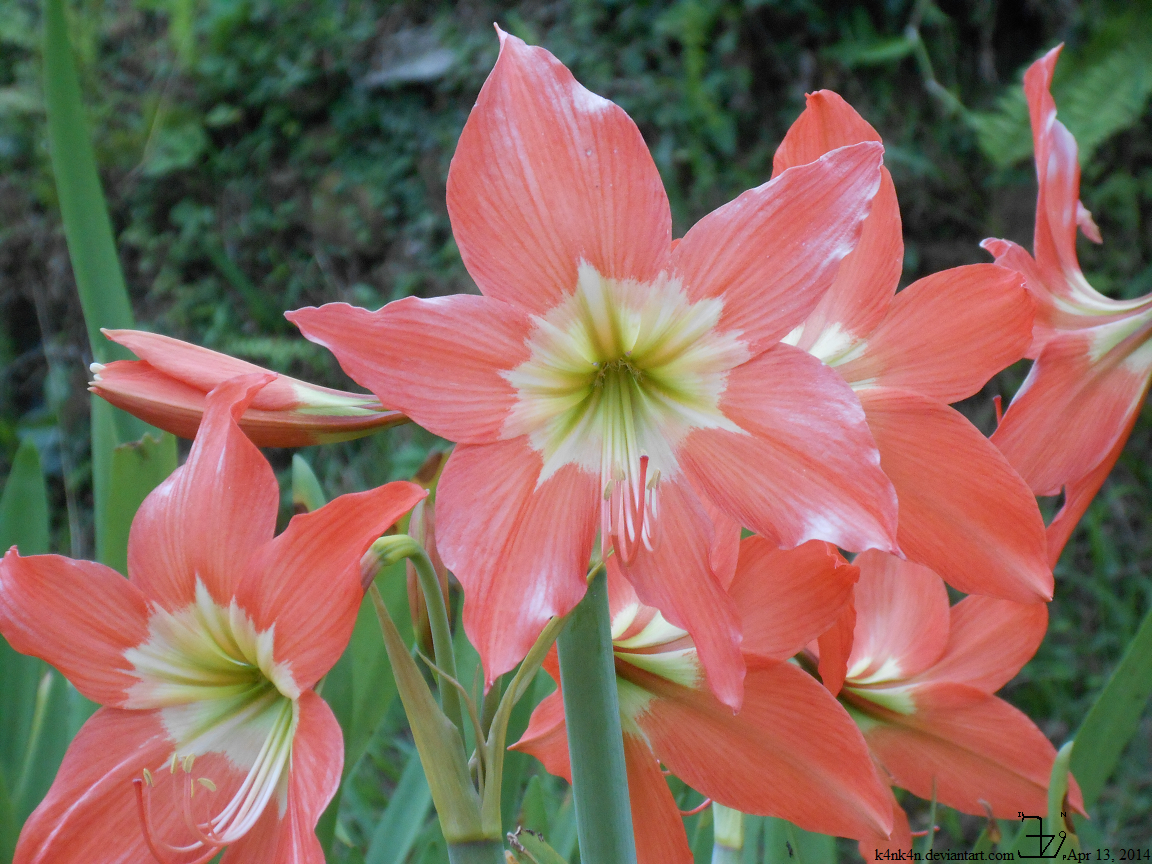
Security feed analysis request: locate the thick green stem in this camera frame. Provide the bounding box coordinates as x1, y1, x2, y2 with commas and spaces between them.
408, 543, 464, 735
556, 567, 637, 864
447, 840, 505, 864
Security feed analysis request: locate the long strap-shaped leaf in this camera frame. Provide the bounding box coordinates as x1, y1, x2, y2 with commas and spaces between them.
1070, 604, 1152, 809
42, 0, 175, 572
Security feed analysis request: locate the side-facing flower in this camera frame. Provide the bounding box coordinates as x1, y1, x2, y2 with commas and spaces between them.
287, 29, 899, 709
0, 374, 425, 863
772, 89, 1052, 603
514, 538, 894, 864
829, 550, 1082, 855
90, 328, 406, 447
985, 45, 1152, 564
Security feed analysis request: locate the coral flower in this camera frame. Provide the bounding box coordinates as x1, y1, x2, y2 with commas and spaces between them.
0, 375, 425, 863
772, 90, 1052, 603
514, 538, 893, 864
831, 551, 1082, 855
287, 30, 899, 708
985, 45, 1152, 564
91, 328, 406, 447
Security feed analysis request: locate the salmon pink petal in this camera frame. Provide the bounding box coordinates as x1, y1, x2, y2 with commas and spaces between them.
991, 326, 1152, 496
438, 439, 599, 685
613, 480, 744, 709
980, 238, 1057, 354
728, 537, 858, 662
848, 550, 949, 684
771, 90, 882, 176
236, 481, 426, 694
914, 596, 1047, 694
701, 495, 740, 590
219, 691, 343, 864
680, 343, 898, 554
1045, 414, 1132, 566
817, 598, 857, 697
0, 549, 150, 706
128, 374, 279, 609
511, 690, 571, 781
288, 297, 532, 444
859, 682, 1080, 819
623, 733, 694, 864
13, 707, 173, 863
630, 659, 893, 841
672, 142, 884, 351
1025, 46, 1093, 295
446, 30, 670, 316
791, 170, 902, 359
859, 387, 1052, 602
837, 265, 1034, 403
770, 91, 899, 352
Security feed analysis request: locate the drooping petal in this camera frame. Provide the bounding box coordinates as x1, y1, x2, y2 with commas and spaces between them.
12, 707, 173, 863
236, 482, 427, 695
128, 374, 280, 610
680, 343, 898, 554
288, 297, 533, 444
623, 733, 694, 864
771, 90, 882, 176
220, 691, 343, 864
446, 29, 671, 316
790, 171, 902, 361
836, 265, 1034, 404
629, 659, 893, 841
1044, 411, 1134, 566
672, 142, 885, 352
991, 324, 1152, 496
913, 596, 1047, 695
817, 598, 857, 697
848, 550, 949, 684
771, 91, 899, 354
859, 387, 1052, 602
856, 682, 1081, 819
512, 689, 572, 780
728, 537, 858, 662
613, 480, 744, 709
0, 549, 150, 706
438, 439, 599, 684
701, 495, 741, 590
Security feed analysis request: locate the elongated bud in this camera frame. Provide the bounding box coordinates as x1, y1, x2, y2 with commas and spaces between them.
90, 328, 408, 447
407, 500, 450, 656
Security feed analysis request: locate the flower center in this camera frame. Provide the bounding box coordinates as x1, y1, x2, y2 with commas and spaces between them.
124, 581, 299, 861
503, 262, 749, 562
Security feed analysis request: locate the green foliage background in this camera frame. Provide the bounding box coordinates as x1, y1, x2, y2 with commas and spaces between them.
0, 0, 1151, 856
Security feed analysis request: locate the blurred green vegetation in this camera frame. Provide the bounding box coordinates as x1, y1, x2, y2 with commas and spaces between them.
1, 0, 1151, 856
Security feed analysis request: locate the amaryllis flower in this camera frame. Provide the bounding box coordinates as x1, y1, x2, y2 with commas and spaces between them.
985, 46, 1152, 564
90, 328, 406, 447
829, 551, 1082, 855
772, 90, 1052, 603
514, 538, 893, 864
287, 30, 899, 709
0, 374, 424, 864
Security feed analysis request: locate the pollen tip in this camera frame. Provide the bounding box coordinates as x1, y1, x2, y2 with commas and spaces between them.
197, 777, 217, 792
142, 768, 153, 787
183, 754, 195, 774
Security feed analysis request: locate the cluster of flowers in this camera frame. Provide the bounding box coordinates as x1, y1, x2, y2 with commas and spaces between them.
1, 33, 1145, 863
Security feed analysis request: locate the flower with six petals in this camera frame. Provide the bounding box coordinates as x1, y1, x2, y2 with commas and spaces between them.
984, 45, 1152, 564
287, 29, 900, 710
0, 374, 425, 863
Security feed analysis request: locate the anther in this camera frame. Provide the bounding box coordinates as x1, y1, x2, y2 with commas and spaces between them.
142, 768, 153, 787
183, 754, 195, 774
